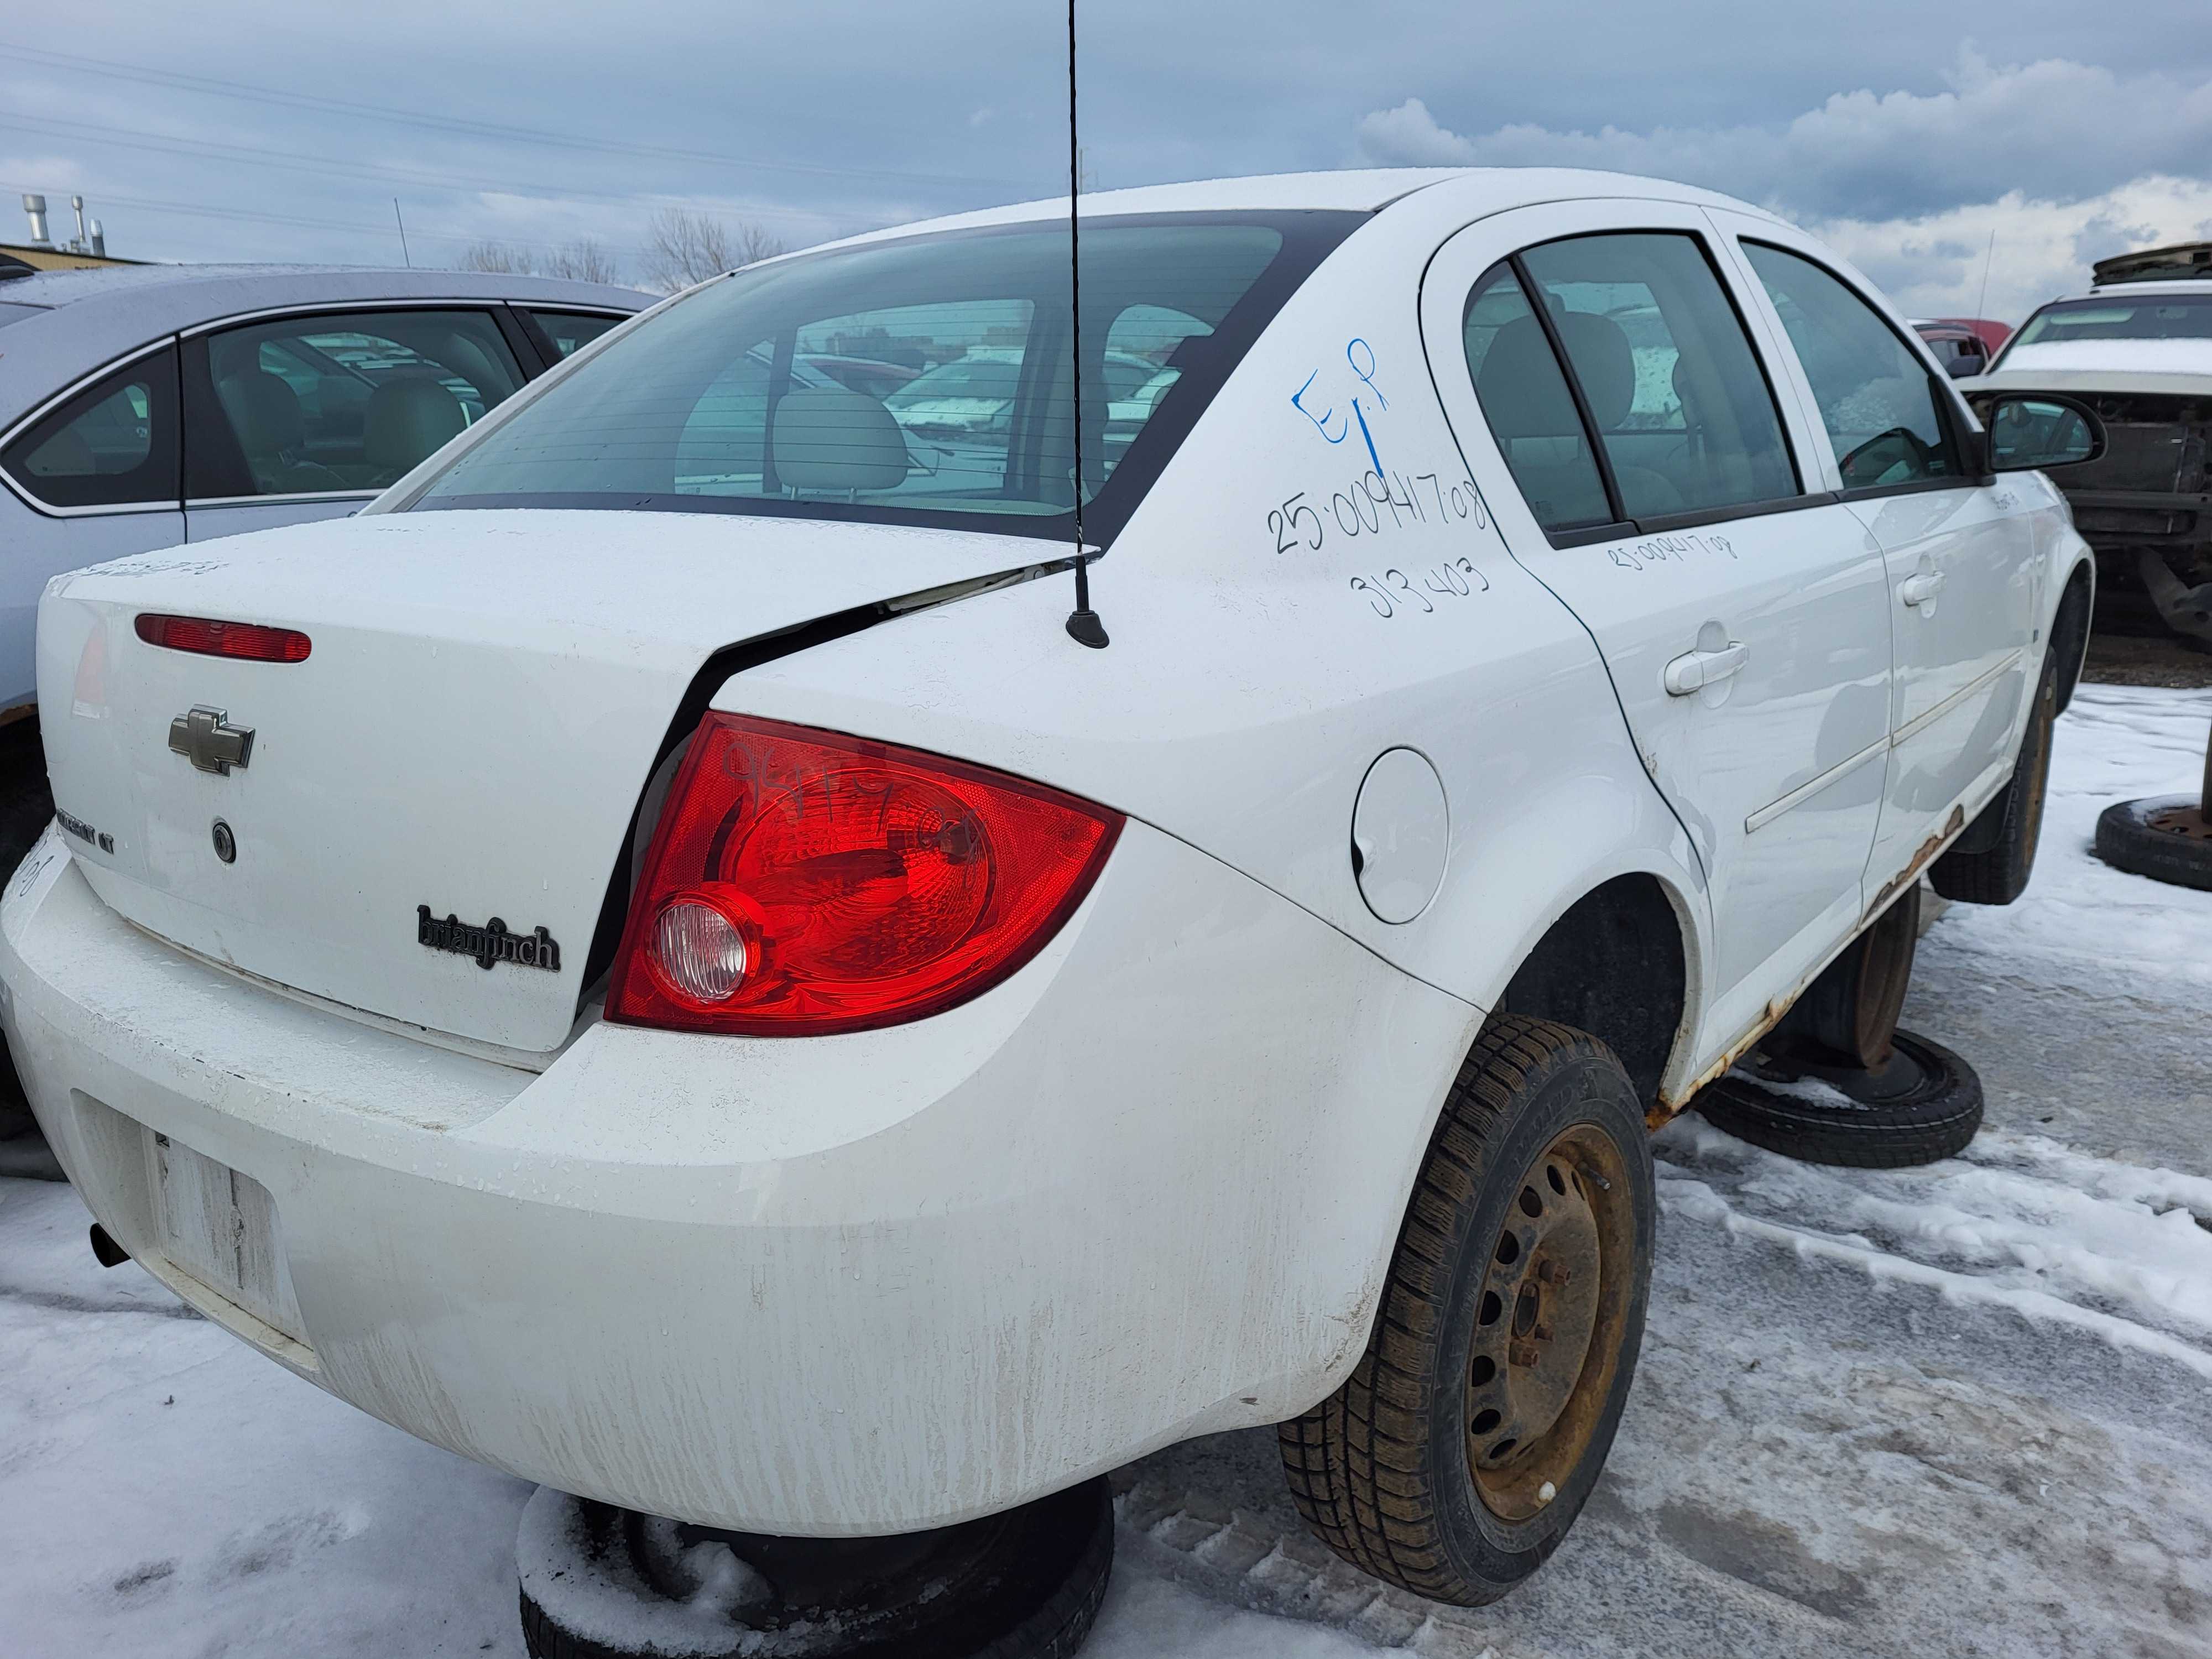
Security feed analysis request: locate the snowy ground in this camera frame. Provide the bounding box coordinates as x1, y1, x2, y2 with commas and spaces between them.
2, 684, 2207, 1658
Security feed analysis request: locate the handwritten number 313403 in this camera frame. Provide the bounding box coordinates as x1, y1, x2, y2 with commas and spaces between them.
1352, 559, 1489, 619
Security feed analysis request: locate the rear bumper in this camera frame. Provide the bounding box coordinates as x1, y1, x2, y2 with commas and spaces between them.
0, 820, 1472, 1535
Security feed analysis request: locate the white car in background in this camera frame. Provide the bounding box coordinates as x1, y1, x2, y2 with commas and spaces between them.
1966, 247, 2212, 648
1, 169, 2096, 1611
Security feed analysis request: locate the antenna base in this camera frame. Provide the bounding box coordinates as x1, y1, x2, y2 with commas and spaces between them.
1065, 608, 1109, 649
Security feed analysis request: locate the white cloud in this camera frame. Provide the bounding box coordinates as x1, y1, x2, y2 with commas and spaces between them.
1353, 99, 1475, 167
1351, 48, 2212, 321
1808, 175, 2212, 324
1354, 49, 2212, 221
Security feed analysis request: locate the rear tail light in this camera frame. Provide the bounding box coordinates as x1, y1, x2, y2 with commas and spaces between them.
604, 714, 1122, 1035
135, 613, 311, 663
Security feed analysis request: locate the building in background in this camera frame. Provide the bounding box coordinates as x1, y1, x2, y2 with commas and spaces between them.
1, 194, 137, 273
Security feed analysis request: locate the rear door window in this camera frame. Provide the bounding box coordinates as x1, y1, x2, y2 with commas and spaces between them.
526, 309, 627, 358
188, 309, 528, 499
1743, 244, 1964, 492
1, 346, 180, 510
1516, 232, 1800, 522
1462, 263, 1615, 534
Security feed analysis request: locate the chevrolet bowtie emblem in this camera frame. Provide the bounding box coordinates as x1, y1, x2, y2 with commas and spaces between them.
168, 706, 254, 775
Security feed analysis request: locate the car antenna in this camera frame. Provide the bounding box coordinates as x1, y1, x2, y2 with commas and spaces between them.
1062, 0, 1108, 649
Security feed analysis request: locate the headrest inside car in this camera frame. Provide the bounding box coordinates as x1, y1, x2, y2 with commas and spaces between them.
773, 386, 911, 493
365, 375, 466, 474
219, 369, 307, 455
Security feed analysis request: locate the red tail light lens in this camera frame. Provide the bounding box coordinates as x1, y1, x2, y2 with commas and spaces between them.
135, 613, 311, 663
604, 714, 1122, 1035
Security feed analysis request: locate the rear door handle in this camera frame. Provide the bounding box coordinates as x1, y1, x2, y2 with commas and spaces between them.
1900, 570, 1947, 608
1663, 640, 1749, 697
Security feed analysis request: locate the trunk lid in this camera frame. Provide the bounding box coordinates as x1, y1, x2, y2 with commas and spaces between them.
39, 509, 1039, 1053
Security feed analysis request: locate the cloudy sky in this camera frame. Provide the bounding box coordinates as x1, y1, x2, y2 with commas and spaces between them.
4, 1, 2210, 320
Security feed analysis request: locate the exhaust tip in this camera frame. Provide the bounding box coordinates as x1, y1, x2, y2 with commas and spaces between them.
89, 1223, 130, 1269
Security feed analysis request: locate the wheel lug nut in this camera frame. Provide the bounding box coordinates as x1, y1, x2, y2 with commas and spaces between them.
1537, 1260, 1571, 1286
1534, 1323, 1553, 1342
1510, 1341, 1541, 1368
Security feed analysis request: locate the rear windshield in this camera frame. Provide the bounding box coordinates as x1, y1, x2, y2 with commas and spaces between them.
2011, 294, 2212, 347
403, 212, 1358, 544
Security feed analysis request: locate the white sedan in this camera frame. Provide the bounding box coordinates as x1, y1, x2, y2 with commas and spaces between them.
1, 168, 2098, 1608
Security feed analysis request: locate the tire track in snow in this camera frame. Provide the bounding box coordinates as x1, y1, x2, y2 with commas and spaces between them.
1653, 1118, 2212, 1380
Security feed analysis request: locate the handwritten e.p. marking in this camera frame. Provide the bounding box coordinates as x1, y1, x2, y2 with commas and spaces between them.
1293, 339, 1390, 475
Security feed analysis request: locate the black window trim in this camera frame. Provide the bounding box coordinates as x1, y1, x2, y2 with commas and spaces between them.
401, 208, 1370, 550
180, 301, 532, 508
494, 304, 554, 375
1488, 228, 1813, 550
1541, 490, 1850, 549
1739, 238, 1990, 502
508, 304, 635, 373
0, 336, 183, 518
1503, 251, 1630, 534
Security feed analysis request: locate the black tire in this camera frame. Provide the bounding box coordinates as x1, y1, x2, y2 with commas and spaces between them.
1695, 1029, 1983, 1169
1931, 650, 2057, 905
519, 1478, 1113, 1659
2094, 796, 2212, 892
0, 716, 52, 880
1772, 884, 1918, 1070
0, 717, 49, 1146
1278, 1014, 1655, 1606
2052, 570, 2092, 715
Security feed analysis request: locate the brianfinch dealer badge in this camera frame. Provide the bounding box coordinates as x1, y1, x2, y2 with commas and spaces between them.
416, 906, 562, 973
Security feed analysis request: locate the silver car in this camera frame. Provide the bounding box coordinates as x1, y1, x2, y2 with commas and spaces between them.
0, 264, 649, 729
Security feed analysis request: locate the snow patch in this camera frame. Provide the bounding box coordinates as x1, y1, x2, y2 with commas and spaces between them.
1722, 1067, 1872, 1110
515, 1488, 816, 1658
1656, 1118, 2212, 1379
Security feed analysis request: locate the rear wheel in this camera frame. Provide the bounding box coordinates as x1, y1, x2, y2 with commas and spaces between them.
1930, 651, 2057, 905
1279, 1014, 1653, 1606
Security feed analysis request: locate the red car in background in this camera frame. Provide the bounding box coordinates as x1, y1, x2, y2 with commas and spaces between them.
1913, 317, 2013, 377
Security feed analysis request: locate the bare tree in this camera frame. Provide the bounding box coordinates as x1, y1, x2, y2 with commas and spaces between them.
544, 238, 621, 284
643, 208, 787, 291
459, 239, 534, 274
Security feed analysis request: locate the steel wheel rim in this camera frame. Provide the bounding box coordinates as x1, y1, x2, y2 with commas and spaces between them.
1465, 1123, 1636, 1524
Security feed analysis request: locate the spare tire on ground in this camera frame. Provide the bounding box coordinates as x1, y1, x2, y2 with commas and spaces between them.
517, 1477, 1114, 1659
2094, 795, 2212, 892
1693, 1029, 1983, 1169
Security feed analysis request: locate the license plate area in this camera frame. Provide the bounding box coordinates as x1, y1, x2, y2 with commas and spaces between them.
147, 1131, 307, 1345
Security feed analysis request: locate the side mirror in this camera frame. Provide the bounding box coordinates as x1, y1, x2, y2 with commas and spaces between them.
1945, 354, 1985, 380
1969, 392, 2105, 474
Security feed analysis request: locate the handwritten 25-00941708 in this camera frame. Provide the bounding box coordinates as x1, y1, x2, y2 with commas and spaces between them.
1267, 468, 1494, 622
1277, 336, 1498, 621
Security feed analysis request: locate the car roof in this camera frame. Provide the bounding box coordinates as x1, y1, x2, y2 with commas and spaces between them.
2080, 279, 2212, 299
0, 262, 648, 312
2035, 280, 2212, 305
801, 167, 1786, 254
0, 264, 653, 429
